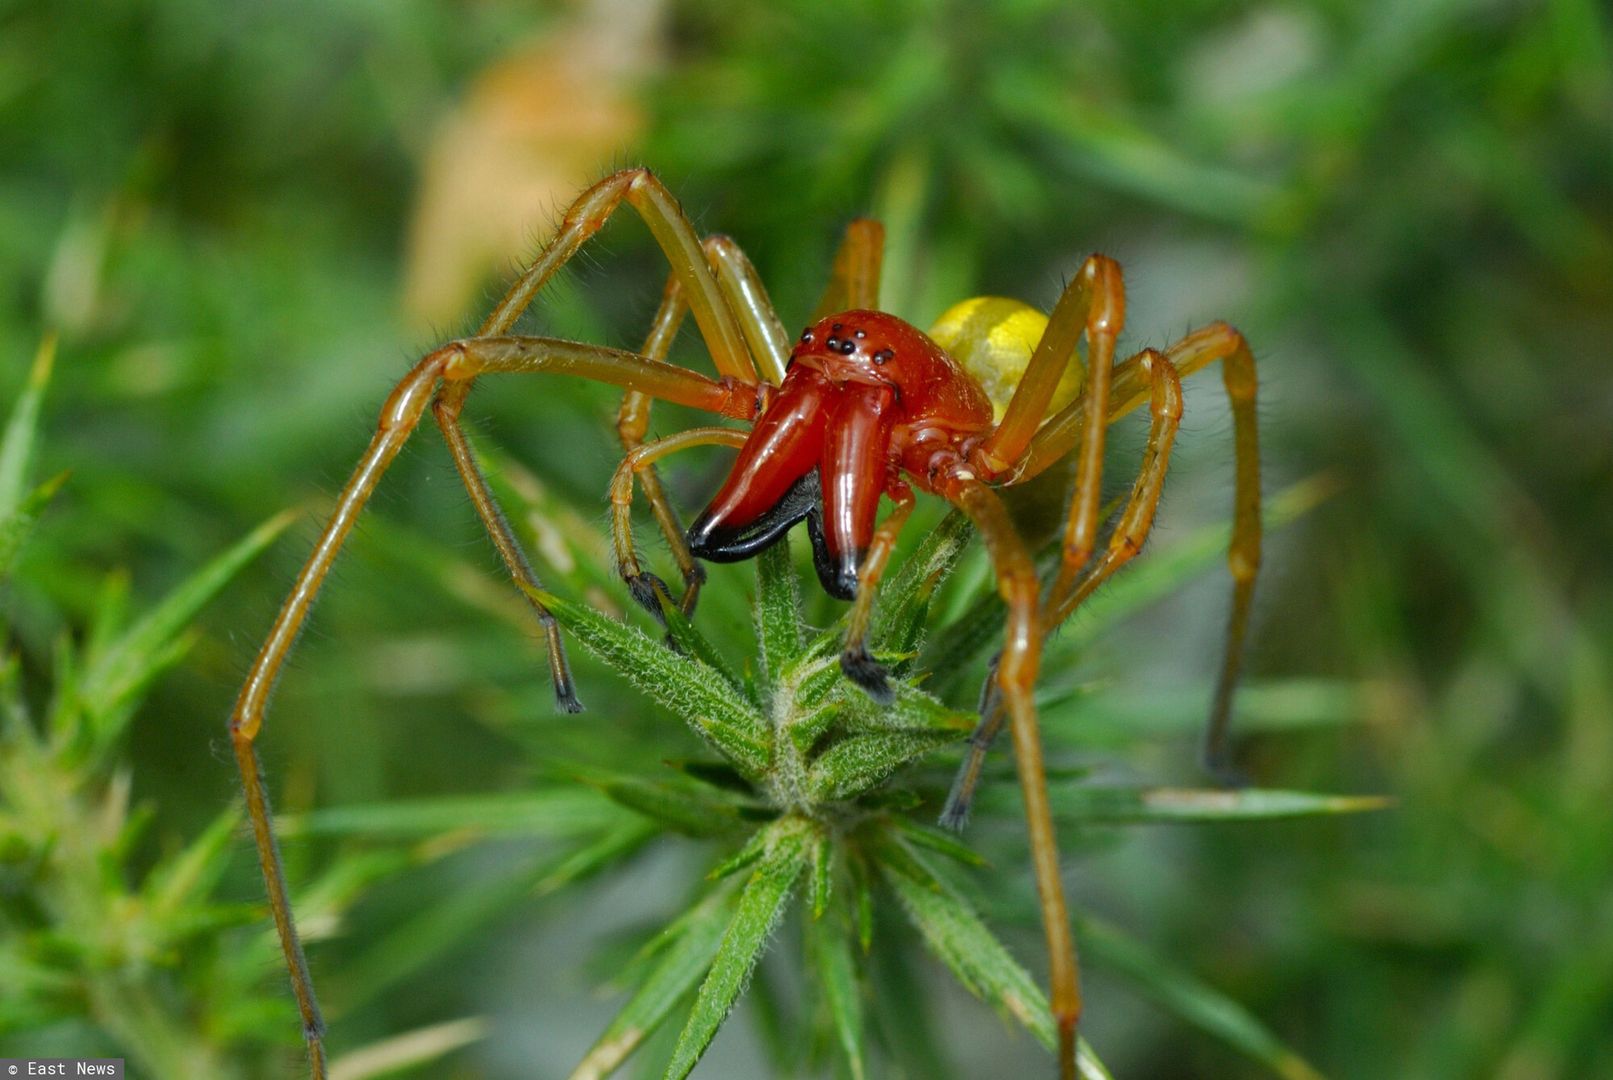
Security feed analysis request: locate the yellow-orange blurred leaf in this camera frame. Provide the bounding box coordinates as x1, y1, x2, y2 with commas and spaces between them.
403, 0, 666, 328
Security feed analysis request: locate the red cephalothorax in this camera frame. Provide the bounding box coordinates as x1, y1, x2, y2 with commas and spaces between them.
687, 310, 993, 599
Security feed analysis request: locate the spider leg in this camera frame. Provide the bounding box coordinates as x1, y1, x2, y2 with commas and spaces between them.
230, 338, 760, 1080
479, 168, 755, 380
230, 354, 445, 1080
1014, 323, 1263, 779
974, 255, 1122, 483
938, 657, 1003, 832
448, 338, 761, 625
705, 235, 792, 383
1044, 350, 1183, 622
616, 235, 795, 617
609, 426, 750, 617
1172, 325, 1262, 780
943, 350, 1186, 829
616, 276, 704, 615
941, 470, 1080, 1080
432, 390, 583, 710
839, 481, 916, 703
462, 168, 767, 627
939, 257, 1123, 838
813, 218, 886, 317
1045, 261, 1125, 602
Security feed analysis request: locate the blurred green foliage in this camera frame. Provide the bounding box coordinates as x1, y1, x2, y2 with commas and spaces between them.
2, 0, 1610, 1076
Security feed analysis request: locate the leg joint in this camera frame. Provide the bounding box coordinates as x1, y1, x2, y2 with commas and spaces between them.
1082, 253, 1125, 334
379, 351, 451, 431
1228, 547, 1261, 582
434, 340, 476, 381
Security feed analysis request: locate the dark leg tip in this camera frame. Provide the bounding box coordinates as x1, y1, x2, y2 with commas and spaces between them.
1202, 749, 1248, 789
936, 797, 972, 833
841, 647, 895, 705
939, 758, 979, 831
623, 571, 673, 624
554, 685, 584, 715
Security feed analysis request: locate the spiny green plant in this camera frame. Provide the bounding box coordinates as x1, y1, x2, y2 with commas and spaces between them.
0, 336, 284, 1075
0, 339, 489, 1079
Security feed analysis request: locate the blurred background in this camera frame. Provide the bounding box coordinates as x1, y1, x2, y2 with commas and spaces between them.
2, 0, 1610, 1077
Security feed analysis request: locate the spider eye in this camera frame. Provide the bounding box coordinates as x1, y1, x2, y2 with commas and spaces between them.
800, 330, 814, 344
873, 349, 895, 365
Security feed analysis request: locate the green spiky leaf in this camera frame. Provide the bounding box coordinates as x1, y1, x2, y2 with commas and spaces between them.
754, 538, 803, 680
664, 817, 813, 1079
870, 508, 974, 659
0, 334, 55, 517
808, 831, 833, 919
808, 728, 962, 802
594, 772, 757, 838
808, 907, 866, 1080
77, 508, 297, 743
878, 835, 1053, 1046
569, 892, 733, 1080
335, 822, 656, 1010
658, 590, 750, 701
1053, 785, 1392, 824
0, 469, 68, 581
143, 804, 241, 922
281, 788, 631, 840
891, 817, 986, 867
526, 586, 772, 778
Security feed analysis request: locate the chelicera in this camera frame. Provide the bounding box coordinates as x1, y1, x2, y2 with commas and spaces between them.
689, 312, 991, 603
230, 169, 1263, 1080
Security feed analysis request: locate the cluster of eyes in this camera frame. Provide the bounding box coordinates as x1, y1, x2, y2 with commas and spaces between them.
800, 324, 896, 365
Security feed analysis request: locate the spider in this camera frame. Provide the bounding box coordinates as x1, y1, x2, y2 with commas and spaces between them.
229, 168, 1262, 1080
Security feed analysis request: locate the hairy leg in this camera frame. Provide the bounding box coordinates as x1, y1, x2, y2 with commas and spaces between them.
479, 168, 755, 381
609, 426, 750, 616
433, 389, 582, 710
1045, 350, 1183, 622
616, 232, 798, 615
941, 351, 1188, 827
1046, 260, 1125, 601
1010, 322, 1263, 777
231, 355, 446, 1080
705, 234, 792, 384
813, 218, 886, 318
616, 276, 705, 613
940, 256, 1125, 837
942, 471, 1080, 1080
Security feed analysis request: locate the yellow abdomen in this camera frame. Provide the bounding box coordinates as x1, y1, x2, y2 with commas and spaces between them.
928, 296, 1084, 422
